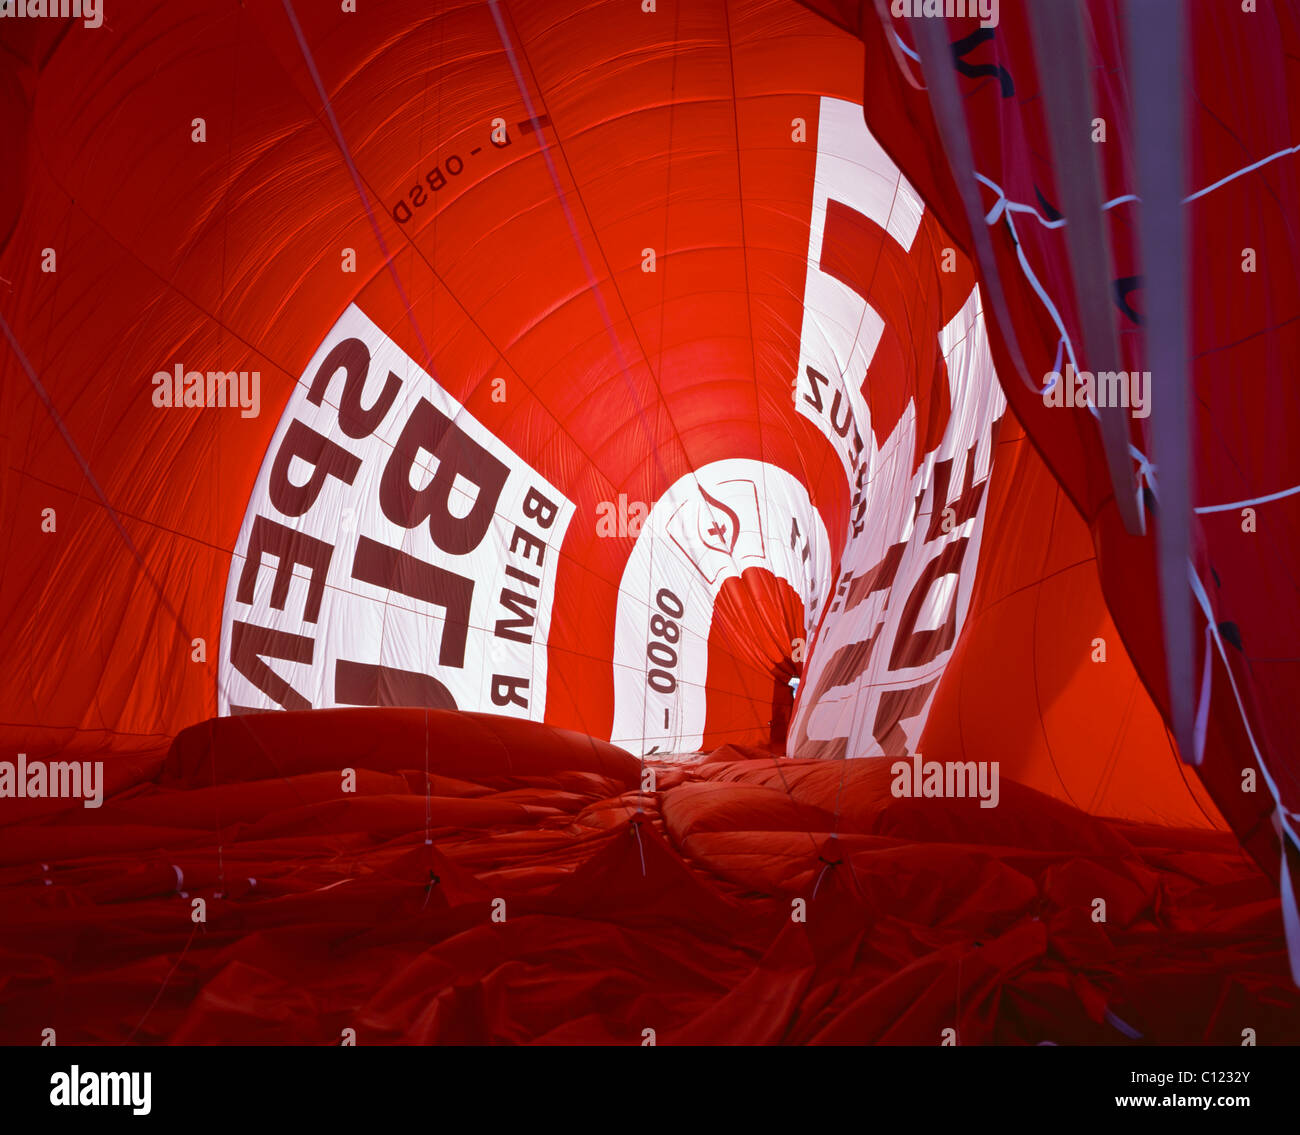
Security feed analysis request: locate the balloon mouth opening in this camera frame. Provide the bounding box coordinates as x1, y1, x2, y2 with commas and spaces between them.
769, 662, 800, 752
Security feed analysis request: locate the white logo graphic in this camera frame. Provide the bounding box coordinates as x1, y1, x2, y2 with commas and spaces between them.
611, 460, 831, 755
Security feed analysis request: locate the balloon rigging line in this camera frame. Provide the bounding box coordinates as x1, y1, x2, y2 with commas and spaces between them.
895, 9, 1300, 992
928, 14, 1288, 803
1194, 483, 1300, 514
1129, 0, 1195, 784
280, 0, 437, 376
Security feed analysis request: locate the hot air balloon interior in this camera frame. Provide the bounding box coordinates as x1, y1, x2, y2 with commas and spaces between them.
1, 0, 1298, 1046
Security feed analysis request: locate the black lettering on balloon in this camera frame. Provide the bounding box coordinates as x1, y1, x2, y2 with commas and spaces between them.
237, 516, 334, 623
803, 365, 829, 414
889, 537, 970, 669
843, 543, 905, 612
829, 389, 853, 438
1035, 186, 1063, 223
491, 675, 530, 708
306, 337, 401, 439
335, 660, 457, 709
380, 398, 509, 555
351, 536, 473, 667
1114, 276, 1144, 326
807, 626, 884, 707
872, 679, 941, 755
230, 621, 313, 711
1218, 621, 1243, 651
496, 591, 537, 644
269, 420, 362, 517
952, 28, 1014, 98
925, 447, 986, 541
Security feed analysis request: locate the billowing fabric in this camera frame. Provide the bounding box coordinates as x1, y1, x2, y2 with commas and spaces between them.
0, 0, 1296, 1042
818, 0, 1300, 868
0, 710, 1296, 1045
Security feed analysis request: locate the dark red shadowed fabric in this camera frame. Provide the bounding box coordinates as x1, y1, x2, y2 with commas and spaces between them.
0, 714, 1296, 1044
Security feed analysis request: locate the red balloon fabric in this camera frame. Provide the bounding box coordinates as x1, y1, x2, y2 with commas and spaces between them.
1, 709, 1297, 1045
0, 0, 1297, 1043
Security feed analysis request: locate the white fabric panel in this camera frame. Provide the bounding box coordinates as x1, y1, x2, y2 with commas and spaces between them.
610, 460, 831, 754
219, 304, 574, 719
789, 100, 1006, 759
